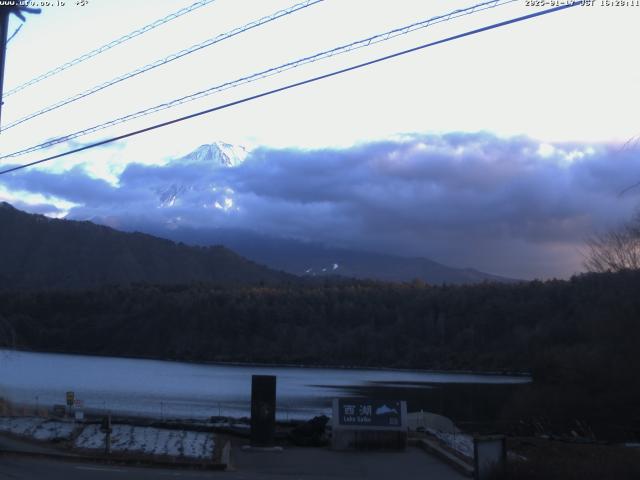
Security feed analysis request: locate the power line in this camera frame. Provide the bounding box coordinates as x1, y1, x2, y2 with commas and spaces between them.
2, 0, 217, 99
1, 0, 323, 132
0, 2, 582, 176
6, 23, 21, 44
0, 0, 516, 156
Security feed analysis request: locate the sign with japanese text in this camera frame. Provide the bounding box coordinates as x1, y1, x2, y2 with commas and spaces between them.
338, 398, 402, 427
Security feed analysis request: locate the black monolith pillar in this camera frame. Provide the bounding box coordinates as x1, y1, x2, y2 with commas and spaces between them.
250, 375, 276, 446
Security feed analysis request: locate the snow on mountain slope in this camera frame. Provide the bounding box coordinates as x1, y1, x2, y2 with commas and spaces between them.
156, 141, 246, 209
180, 141, 248, 167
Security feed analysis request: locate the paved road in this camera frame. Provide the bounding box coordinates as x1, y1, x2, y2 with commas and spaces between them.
0, 446, 467, 479
0, 456, 217, 479
232, 444, 468, 479
1, 431, 466, 479
0, 433, 73, 456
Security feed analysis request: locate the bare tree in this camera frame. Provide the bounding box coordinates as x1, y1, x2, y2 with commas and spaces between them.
583, 213, 640, 272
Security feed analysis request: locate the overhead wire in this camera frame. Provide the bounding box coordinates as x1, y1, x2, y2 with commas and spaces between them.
0, 0, 516, 156
1, 0, 323, 132
2, 0, 218, 99
6, 23, 22, 44
0, 2, 583, 176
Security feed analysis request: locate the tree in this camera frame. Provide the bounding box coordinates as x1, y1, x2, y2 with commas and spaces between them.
583, 213, 640, 273
0, 315, 15, 349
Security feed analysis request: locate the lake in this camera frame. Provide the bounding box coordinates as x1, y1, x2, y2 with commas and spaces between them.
0, 349, 530, 423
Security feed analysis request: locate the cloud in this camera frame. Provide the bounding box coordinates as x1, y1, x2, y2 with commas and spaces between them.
1, 197, 65, 217
2, 131, 639, 279
1, 164, 140, 206
63, 138, 127, 151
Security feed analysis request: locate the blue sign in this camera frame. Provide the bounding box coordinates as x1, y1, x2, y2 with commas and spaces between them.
338, 399, 402, 427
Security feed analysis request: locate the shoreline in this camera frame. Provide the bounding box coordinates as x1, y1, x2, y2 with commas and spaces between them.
0, 347, 532, 379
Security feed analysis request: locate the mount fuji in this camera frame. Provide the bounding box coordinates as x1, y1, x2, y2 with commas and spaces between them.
155, 141, 247, 209
179, 141, 248, 167
89, 141, 518, 285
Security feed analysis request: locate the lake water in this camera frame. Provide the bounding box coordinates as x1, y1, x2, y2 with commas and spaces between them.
0, 349, 530, 422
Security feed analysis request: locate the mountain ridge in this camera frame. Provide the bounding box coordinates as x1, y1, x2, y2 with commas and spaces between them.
135, 141, 519, 284
0, 202, 293, 290
120, 223, 519, 285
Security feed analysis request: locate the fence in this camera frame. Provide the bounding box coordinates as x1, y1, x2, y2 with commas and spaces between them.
0, 395, 311, 424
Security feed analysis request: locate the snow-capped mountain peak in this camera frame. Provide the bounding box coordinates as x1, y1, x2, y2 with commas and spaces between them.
156, 141, 248, 209
179, 141, 248, 168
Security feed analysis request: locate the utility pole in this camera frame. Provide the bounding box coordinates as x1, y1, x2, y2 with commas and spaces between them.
0, 4, 40, 133
0, 6, 10, 131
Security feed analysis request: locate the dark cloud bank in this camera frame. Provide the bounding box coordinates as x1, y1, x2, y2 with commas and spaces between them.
3, 131, 640, 279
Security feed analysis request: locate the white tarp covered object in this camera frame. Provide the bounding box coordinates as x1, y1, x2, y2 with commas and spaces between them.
74, 424, 215, 459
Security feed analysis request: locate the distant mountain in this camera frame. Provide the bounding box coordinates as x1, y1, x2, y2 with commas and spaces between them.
119, 141, 516, 285
155, 141, 247, 208
180, 141, 248, 167
38, 140, 513, 286
0, 202, 292, 290
145, 226, 518, 285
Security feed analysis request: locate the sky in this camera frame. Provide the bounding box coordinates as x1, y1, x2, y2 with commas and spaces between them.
1, 0, 640, 279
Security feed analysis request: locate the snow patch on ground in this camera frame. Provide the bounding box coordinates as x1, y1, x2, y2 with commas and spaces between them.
74, 424, 214, 459
426, 427, 474, 459
0, 417, 77, 441
73, 424, 103, 449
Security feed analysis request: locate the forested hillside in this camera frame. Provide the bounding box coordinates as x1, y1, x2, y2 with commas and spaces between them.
0, 202, 292, 289
1, 270, 639, 432
0, 271, 636, 378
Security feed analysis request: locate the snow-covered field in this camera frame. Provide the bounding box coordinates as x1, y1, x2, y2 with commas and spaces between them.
427, 427, 474, 459
74, 424, 215, 460
407, 411, 474, 459
0, 416, 215, 460
0, 417, 77, 441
